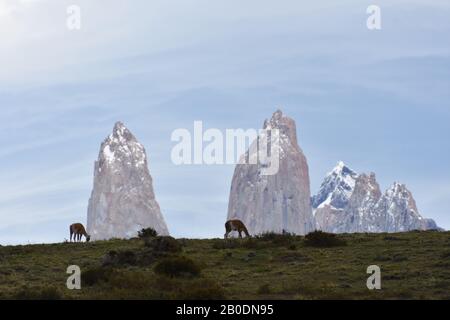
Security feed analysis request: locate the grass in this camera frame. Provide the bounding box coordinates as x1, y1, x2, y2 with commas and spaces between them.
0, 231, 449, 299
154, 256, 202, 278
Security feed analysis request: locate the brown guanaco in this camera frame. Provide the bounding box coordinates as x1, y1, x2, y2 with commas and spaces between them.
224, 219, 250, 239
69, 223, 91, 242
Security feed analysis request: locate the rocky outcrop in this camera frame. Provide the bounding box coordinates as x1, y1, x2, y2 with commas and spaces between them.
87, 122, 169, 240
343, 173, 383, 233
313, 162, 439, 233
374, 182, 438, 232
227, 110, 315, 235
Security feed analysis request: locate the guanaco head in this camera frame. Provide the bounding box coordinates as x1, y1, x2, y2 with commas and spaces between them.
86, 235, 91, 242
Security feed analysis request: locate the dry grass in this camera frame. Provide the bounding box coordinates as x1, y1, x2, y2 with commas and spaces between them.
0, 231, 449, 300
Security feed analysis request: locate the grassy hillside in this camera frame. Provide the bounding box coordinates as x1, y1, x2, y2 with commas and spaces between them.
0, 231, 449, 300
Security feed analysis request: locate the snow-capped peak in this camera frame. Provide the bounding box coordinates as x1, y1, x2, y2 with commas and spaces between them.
113, 121, 127, 135
312, 161, 358, 210
330, 161, 346, 174
384, 182, 421, 216
109, 121, 133, 143
328, 161, 356, 177
385, 182, 410, 201
314, 163, 441, 233
100, 122, 147, 168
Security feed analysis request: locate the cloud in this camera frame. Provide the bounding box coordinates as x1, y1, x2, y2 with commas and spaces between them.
0, 0, 449, 243
2, 0, 448, 88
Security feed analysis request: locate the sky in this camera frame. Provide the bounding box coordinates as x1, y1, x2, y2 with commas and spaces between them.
0, 0, 449, 244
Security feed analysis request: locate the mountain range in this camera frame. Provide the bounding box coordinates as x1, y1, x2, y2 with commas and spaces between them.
86, 111, 440, 239
312, 161, 439, 233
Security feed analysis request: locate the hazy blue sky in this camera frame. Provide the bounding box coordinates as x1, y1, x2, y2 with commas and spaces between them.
1, 0, 449, 244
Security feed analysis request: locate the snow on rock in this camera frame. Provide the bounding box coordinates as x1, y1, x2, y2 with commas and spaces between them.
312, 161, 358, 211
312, 162, 440, 233
87, 122, 169, 240
313, 162, 359, 232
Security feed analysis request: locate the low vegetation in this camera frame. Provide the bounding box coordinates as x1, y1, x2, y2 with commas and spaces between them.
154, 256, 201, 278
304, 230, 347, 248
0, 230, 449, 299
146, 236, 182, 253
138, 227, 158, 239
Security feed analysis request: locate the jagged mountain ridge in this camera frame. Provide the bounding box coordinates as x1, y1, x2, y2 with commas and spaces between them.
313, 162, 439, 233
311, 161, 358, 210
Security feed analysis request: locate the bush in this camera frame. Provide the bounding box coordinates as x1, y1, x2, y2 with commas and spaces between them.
259, 230, 295, 238
304, 231, 346, 248
107, 271, 153, 290
138, 227, 158, 239
102, 250, 137, 267
154, 257, 201, 278
256, 231, 297, 246
137, 248, 158, 265
146, 236, 182, 254
83, 267, 117, 286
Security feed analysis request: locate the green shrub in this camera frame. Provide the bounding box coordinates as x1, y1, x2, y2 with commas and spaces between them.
304, 231, 346, 248
82, 267, 117, 286
146, 236, 182, 254
138, 227, 158, 239
154, 256, 201, 278
137, 248, 158, 265
256, 231, 297, 247
107, 271, 153, 290
258, 231, 296, 240
257, 232, 279, 241
102, 250, 137, 267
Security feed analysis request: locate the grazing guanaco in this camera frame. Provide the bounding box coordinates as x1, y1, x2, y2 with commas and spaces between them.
224, 219, 250, 239
70, 223, 91, 242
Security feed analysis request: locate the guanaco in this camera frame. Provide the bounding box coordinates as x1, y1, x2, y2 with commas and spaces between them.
70, 223, 91, 242
224, 219, 250, 239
